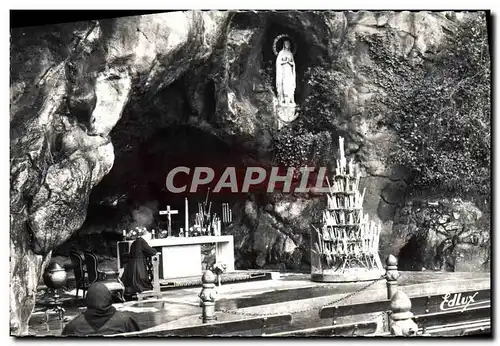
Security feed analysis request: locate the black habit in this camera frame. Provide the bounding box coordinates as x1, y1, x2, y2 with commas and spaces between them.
120, 236, 157, 294
62, 282, 140, 336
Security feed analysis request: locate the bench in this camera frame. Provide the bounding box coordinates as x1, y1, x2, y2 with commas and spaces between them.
109, 313, 293, 337
414, 304, 491, 336
319, 288, 490, 321
263, 320, 378, 337
262, 286, 490, 337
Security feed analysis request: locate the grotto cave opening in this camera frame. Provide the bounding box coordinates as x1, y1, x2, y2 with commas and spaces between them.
53, 123, 253, 258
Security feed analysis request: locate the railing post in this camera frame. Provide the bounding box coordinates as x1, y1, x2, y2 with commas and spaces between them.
385, 255, 400, 300
199, 270, 217, 323
389, 290, 418, 336
152, 253, 161, 295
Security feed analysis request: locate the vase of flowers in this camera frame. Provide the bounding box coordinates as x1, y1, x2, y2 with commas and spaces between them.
211, 262, 227, 287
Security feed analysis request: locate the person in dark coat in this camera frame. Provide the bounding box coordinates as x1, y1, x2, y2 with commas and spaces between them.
120, 230, 157, 295
61, 282, 140, 336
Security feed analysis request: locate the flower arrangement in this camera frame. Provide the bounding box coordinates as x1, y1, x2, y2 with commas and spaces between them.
211, 262, 227, 287
189, 225, 203, 237
122, 226, 148, 240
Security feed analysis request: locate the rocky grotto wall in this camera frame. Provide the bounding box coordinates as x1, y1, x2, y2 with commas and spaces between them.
10, 10, 490, 334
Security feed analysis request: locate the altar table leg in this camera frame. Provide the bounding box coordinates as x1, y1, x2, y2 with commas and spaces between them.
216, 240, 235, 272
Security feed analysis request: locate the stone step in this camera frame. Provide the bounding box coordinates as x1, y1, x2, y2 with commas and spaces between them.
159, 271, 275, 290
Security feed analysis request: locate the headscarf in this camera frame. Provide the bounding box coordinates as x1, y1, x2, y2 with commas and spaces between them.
83, 282, 117, 331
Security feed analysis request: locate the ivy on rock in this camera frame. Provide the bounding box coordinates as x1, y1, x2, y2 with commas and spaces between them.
365, 14, 491, 202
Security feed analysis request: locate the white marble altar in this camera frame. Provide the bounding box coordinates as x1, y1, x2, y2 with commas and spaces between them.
117, 235, 235, 280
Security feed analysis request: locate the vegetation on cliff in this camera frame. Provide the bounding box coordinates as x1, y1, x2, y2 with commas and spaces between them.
369, 14, 490, 202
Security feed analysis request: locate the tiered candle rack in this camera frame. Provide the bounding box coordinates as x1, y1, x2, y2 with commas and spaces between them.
311, 137, 384, 282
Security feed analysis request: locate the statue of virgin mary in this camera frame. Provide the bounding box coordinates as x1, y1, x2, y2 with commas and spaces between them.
276, 39, 296, 105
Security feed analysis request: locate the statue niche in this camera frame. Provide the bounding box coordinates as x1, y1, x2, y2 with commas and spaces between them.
273, 34, 298, 130
275, 38, 296, 105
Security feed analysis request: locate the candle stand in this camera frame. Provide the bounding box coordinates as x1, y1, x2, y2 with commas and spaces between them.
311, 137, 384, 282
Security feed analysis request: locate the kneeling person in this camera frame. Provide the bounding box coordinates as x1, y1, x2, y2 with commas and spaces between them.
121, 230, 157, 296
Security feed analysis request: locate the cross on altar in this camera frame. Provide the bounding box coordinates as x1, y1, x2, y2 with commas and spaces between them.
159, 205, 178, 237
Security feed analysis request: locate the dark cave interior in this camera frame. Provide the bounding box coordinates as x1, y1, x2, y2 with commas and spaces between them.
53, 121, 259, 256
54, 14, 329, 258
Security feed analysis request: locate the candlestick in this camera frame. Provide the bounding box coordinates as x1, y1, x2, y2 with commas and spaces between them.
185, 197, 189, 234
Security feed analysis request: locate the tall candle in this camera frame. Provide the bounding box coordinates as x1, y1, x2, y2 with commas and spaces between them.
185, 198, 189, 234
